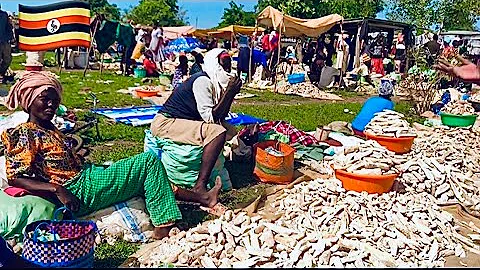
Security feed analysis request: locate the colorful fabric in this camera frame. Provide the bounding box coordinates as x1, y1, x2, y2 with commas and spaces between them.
144, 130, 232, 192
258, 121, 319, 146
18, 1, 91, 51
172, 67, 186, 90
371, 58, 385, 75
64, 152, 181, 226
6, 71, 63, 111
1, 122, 82, 186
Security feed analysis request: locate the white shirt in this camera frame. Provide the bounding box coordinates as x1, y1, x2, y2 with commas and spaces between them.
136, 29, 146, 43
149, 28, 163, 51
192, 76, 216, 123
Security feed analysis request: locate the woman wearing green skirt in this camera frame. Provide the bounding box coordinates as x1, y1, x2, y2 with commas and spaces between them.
2, 72, 185, 239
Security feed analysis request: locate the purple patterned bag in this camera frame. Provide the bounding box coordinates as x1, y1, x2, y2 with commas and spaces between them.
22, 207, 98, 268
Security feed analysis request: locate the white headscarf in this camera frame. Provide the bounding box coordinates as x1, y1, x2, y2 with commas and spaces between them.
203, 48, 234, 104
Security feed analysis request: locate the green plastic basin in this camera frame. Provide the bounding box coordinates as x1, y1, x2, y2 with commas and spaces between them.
440, 112, 477, 127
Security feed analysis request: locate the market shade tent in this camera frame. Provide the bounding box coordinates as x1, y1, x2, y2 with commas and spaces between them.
257, 6, 343, 37
208, 25, 265, 39
162, 26, 196, 40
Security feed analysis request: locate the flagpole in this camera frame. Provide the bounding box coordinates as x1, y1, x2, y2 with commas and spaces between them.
83, 17, 100, 77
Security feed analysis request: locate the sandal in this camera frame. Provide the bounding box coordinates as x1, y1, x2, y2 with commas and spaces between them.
200, 203, 228, 217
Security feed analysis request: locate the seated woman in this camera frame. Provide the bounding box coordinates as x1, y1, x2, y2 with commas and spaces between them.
351, 82, 394, 137
143, 50, 160, 77
190, 53, 204, 76
1, 72, 220, 239
151, 49, 239, 208
172, 55, 189, 90
351, 53, 375, 87
308, 55, 325, 86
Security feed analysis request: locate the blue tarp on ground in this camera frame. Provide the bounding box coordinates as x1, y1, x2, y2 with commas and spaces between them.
93, 106, 266, 127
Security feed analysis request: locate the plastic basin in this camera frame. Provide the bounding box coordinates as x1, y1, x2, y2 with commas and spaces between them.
25, 65, 42, 71
135, 89, 158, 98
440, 112, 477, 127
334, 168, 397, 194
287, 73, 305, 84
468, 100, 480, 112
365, 133, 415, 154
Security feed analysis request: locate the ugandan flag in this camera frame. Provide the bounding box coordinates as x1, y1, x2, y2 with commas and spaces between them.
18, 1, 91, 51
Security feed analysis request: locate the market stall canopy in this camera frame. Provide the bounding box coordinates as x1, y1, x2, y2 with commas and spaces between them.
209, 25, 265, 37
191, 29, 210, 38
162, 26, 195, 40
257, 6, 343, 37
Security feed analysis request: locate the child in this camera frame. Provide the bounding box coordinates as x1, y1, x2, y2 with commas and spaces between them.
171, 55, 189, 90
143, 50, 160, 77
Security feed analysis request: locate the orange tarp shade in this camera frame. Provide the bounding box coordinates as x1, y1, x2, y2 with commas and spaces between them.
257, 6, 343, 37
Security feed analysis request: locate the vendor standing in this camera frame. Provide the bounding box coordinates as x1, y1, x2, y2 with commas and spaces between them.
351, 82, 394, 136
151, 49, 241, 207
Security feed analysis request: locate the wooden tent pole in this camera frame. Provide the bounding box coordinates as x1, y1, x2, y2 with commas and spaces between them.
100, 53, 104, 74
248, 21, 258, 83
338, 19, 345, 88
83, 18, 100, 77
59, 47, 67, 75
274, 20, 283, 94
354, 22, 362, 69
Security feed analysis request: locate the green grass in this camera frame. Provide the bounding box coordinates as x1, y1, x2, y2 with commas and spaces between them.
94, 239, 140, 268
6, 56, 425, 267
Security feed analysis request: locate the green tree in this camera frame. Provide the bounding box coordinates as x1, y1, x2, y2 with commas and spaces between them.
89, 0, 120, 20
126, 0, 185, 26
386, 0, 480, 31
255, 0, 384, 19
218, 1, 256, 28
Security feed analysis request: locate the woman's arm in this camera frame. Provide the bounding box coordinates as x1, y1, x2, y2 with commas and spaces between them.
9, 177, 81, 212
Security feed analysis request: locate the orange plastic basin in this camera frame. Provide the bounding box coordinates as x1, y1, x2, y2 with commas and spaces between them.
135, 89, 159, 98
334, 169, 397, 194
365, 133, 415, 154
25, 65, 42, 71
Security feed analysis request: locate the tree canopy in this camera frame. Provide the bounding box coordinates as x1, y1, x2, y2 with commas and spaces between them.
218, 1, 256, 28
89, 0, 121, 20
126, 0, 185, 26
255, 0, 384, 19
386, 0, 480, 31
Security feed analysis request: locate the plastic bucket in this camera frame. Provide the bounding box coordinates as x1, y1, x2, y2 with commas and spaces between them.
74, 52, 88, 68
365, 133, 415, 154
334, 168, 397, 194
134, 68, 147, 79
440, 112, 477, 127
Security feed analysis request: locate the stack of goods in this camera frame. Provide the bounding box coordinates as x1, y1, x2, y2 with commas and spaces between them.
133, 178, 473, 268
441, 101, 475, 115
469, 93, 480, 103
277, 82, 344, 101
328, 140, 404, 175
398, 127, 480, 207
364, 110, 417, 137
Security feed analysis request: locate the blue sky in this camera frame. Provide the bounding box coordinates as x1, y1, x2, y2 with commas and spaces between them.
1, 0, 478, 29
1, 0, 257, 29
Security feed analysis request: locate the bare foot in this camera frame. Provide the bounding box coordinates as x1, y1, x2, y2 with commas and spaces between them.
153, 225, 172, 240
205, 177, 223, 208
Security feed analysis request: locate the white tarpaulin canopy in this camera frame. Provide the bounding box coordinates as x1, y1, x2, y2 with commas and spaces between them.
257, 6, 343, 37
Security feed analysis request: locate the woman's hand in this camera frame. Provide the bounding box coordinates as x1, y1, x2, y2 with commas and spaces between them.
435, 56, 480, 83
226, 76, 242, 96
54, 185, 81, 212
